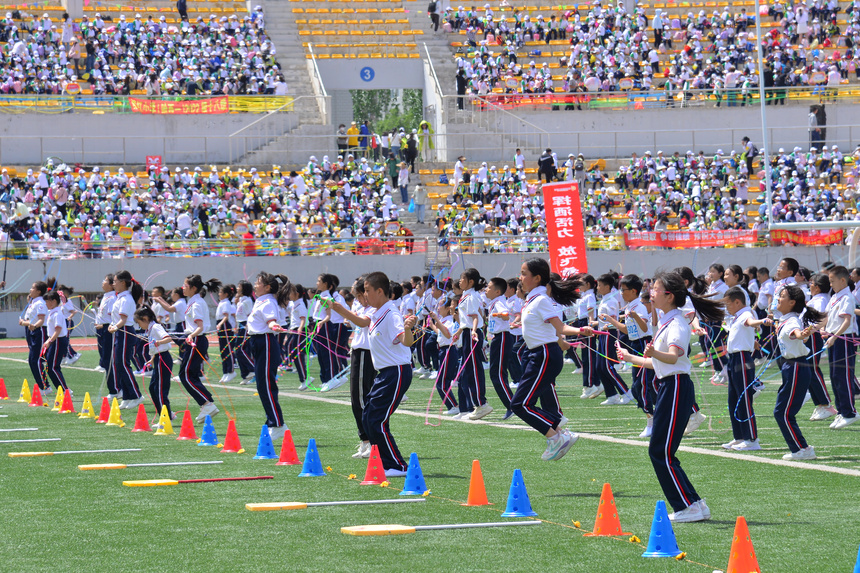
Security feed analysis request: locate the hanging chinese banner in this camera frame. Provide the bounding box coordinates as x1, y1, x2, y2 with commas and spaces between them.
770, 229, 843, 246
129, 97, 229, 115
542, 181, 588, 275
624, 229, 759, 248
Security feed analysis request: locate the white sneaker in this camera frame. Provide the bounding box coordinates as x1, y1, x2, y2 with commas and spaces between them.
401, 395, 409, 402
352, 441, 371, 459
414, 366, 425, 375
563, 358, 575, 365
830, 414, 844, 429
684, 411, 707, 435
721, 438, 742, 450
240, 376, 256, 386
754, 358, 766, 366
782, 446, 816, 460
171, 376, 180, 383
107, 393, 118, 403
752, 385, 764, 400
580, 388, 591, 399
600, 395, 623, 405
132, 368, 145, 377
61, 357, 70, 366
94, 366, 106, 373
428, 370, 438, 379
67, 353, 81, 365
699, 360, 712, 369
444, 407, 460, 416
482, 362, 490, 370
697, 499, 711, 520
469, 403, 494, 420
572, 367, 583, 374
241, 373, 255, 383
268, 425, 288, 442
42, 386, 53, 395
453, 411, 471, 420
557, 415, 569, 429
541, 430, 574, 460
639, 418, 654, 438
298, 377, 313, 391
196, 402, 219, 422
617, 392, 633, 405
832, 415, 859, 429
668, 503, 706, 523
384, 468, 408, 478
731, 439, 761, 451
810, 405, 837, 421
322, 375, 348, 392
222, 372, 237, 383
586, 384, 604, 399
802, 391, 812, 406
118, 400, 132, 410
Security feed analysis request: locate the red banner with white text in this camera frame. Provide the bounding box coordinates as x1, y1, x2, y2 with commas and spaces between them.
543, 181, 588, 275
623, 230, 759, 248
129, 97, 229, 115
770, 229, 844, 246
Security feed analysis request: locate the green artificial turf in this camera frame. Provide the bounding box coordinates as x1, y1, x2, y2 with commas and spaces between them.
0, 347, 858, 573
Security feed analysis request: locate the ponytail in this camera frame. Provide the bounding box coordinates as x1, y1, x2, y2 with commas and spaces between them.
656, 271, 725, 324
783, 284, 826, 327
185, 274, 221, 297
524, 258, 581, 306
221, 284, 237, 299
461, 267, 486, 291
115, 270, 143, 305
257, 272, 292, 307
134, 306, 157, 324
675, 266, 707, 295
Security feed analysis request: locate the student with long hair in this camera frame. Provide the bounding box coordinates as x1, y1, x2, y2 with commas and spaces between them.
428, 299, 461, 415
247, 272, 291, 441
672, 266, 708, 434
512, 258, 593, 461
108, 270, 145, 410
806, 273, 837, 421
42, 291, 69, 393
314, 273, 348, 389
767, 284, 826, 459
287, 283, 311, 389
617, 271, 724, 522
135, 306, 174, 427
593, 273, 631, 405
701, 264, 729, 384
575, 274, 599, 398
823, 266, 858, 429
94, 274, 116, 374
20, 281, 49, 392
234, 280, 256, 384
457, 267, 493, 420
216, 284, 238, 384
56, 283, 81, 365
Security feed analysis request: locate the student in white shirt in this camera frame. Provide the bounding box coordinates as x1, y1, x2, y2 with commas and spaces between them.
42, 291, 69, 393
20, 281, 49, 392
768, 284, 825, 460
417, 276, 441, 379
135, 306, 174, 427
512, 258, 593, 461
456, 268, 492, 420
94, 274, 117, 374
216, 284, 238, 384
485, 277, 516, 419
328, 276, 379, 459
701, 264, 730, 384
287, 284, 311, 389
246, 272, 291, 441
168, 288, 188, 334
57, 284, 80, 364
593, 273, 631, 404
505, 278, 524, 385
574, 275, 598, 396
233, 280, 256, 382
361, 271, 417, 476
756, 267, 776, 359
822, 266, 859, 429
314, 273, 349, 388
618, 271, 723, 523
806, 273, 837, 421
428, 299, 461, 415
107, 270, 145, 409
174, 275, 220, 422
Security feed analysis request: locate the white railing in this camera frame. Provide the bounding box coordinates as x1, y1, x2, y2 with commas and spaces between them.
307, 44, 332, 125
423, 43, 447, 163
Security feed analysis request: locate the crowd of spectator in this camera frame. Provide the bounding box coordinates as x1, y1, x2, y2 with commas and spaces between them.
445, 0, 860, 101
0, 5, 289, 96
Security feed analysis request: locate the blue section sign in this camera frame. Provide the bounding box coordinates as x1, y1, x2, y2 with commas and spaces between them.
360, 67, 375, 82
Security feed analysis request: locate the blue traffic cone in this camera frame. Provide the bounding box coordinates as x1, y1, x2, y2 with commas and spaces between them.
500, 469, 537, 517
197, 415, 218, 447
400, 453, 428, 496
253, 424, 278, 460
641, 501, 683, 558
854, 542, 860, 573
298, 438, 326, 477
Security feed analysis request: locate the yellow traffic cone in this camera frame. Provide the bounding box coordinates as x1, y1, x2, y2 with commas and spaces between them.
51, 387, 64, 412
105, 398, 125, 428
78, 392, 96, 419
18, 379, 31, 403
153, 405, 175, 436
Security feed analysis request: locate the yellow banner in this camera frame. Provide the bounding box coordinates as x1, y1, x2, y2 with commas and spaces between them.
227, 96, 293, 113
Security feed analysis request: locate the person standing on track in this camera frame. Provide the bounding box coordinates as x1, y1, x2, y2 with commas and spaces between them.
94, 274, 116, 375
108, 271, 145, 410
20, 281, 49, 393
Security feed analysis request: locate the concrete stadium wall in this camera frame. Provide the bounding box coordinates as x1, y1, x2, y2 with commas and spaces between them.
0, 113, 296, 166
316, 60, 426, 90
0, 245, 845, 337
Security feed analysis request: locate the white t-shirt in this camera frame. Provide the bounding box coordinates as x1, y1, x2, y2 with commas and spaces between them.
623, 298, 652, 340
777, 313, 809, 359
111, 291, 136, 324
486, 296, 510, 335
350, 301, 374, 350
97, 291, 116, 324
726, 306, 755, 353
437, 316, 457, 347
289, 298, 308, 330
826, 287, 857, 335
236, 296, 253, 323
457, 288, 485, 329
184, 293, 210, 334
47, 307, 67, 338
597, 289, 622, 330
147, 322, 171, 354
216, 299, 236, 329
247, 293, 279, 335
368, 300, 411, 369
651, 308, 693, 379
521, 286, 559, 349
171, 298, 188, 326
507, 295, 523, 336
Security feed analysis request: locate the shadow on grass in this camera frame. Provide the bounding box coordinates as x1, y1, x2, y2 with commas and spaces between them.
423, 473, 467, 480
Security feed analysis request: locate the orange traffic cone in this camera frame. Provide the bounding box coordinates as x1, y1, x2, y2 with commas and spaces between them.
176, 410, 197, 441
0, 377, 8, 400
221, 419, 244, 453
726, 516, 761, 573
131, 404, 151, 432
28, 385, 45, 407
59, 389, 75, 414
275, 429, 301, 466
95, 397, 110, 423
360, 445, 386, 485
584, 483, 631, 537
461, 459, 491, 506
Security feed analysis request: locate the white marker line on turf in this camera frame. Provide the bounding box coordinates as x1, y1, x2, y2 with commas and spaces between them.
205, 383, 860, 478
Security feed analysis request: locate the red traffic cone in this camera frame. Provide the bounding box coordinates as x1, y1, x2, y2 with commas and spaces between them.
275, 430, 301, 466
221, 419, 244, 453
131, 404, 151, 432
28, 385, 45, 407
176, 410, 197, 441
95, 397, 111, 423
360, 445, 386, 485
0, 377, 8, 400
59, 389, 75, 414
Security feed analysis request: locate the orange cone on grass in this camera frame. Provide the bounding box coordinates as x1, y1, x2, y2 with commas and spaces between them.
275, 429, 301, 465
29, 384, 45, 407
726, 516, 761, 573
18, 379, 30, 403
51, 387, 64, 411
461, 459, 491, 506
95, 396, 110, 423
176, 410, 197, 440
59, 389, 75, 414
0, 377, 8, 399
221, 419, 244, 453
131, 404, 150, 432
360, 445, 386, 485
584, 483, 631, 537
